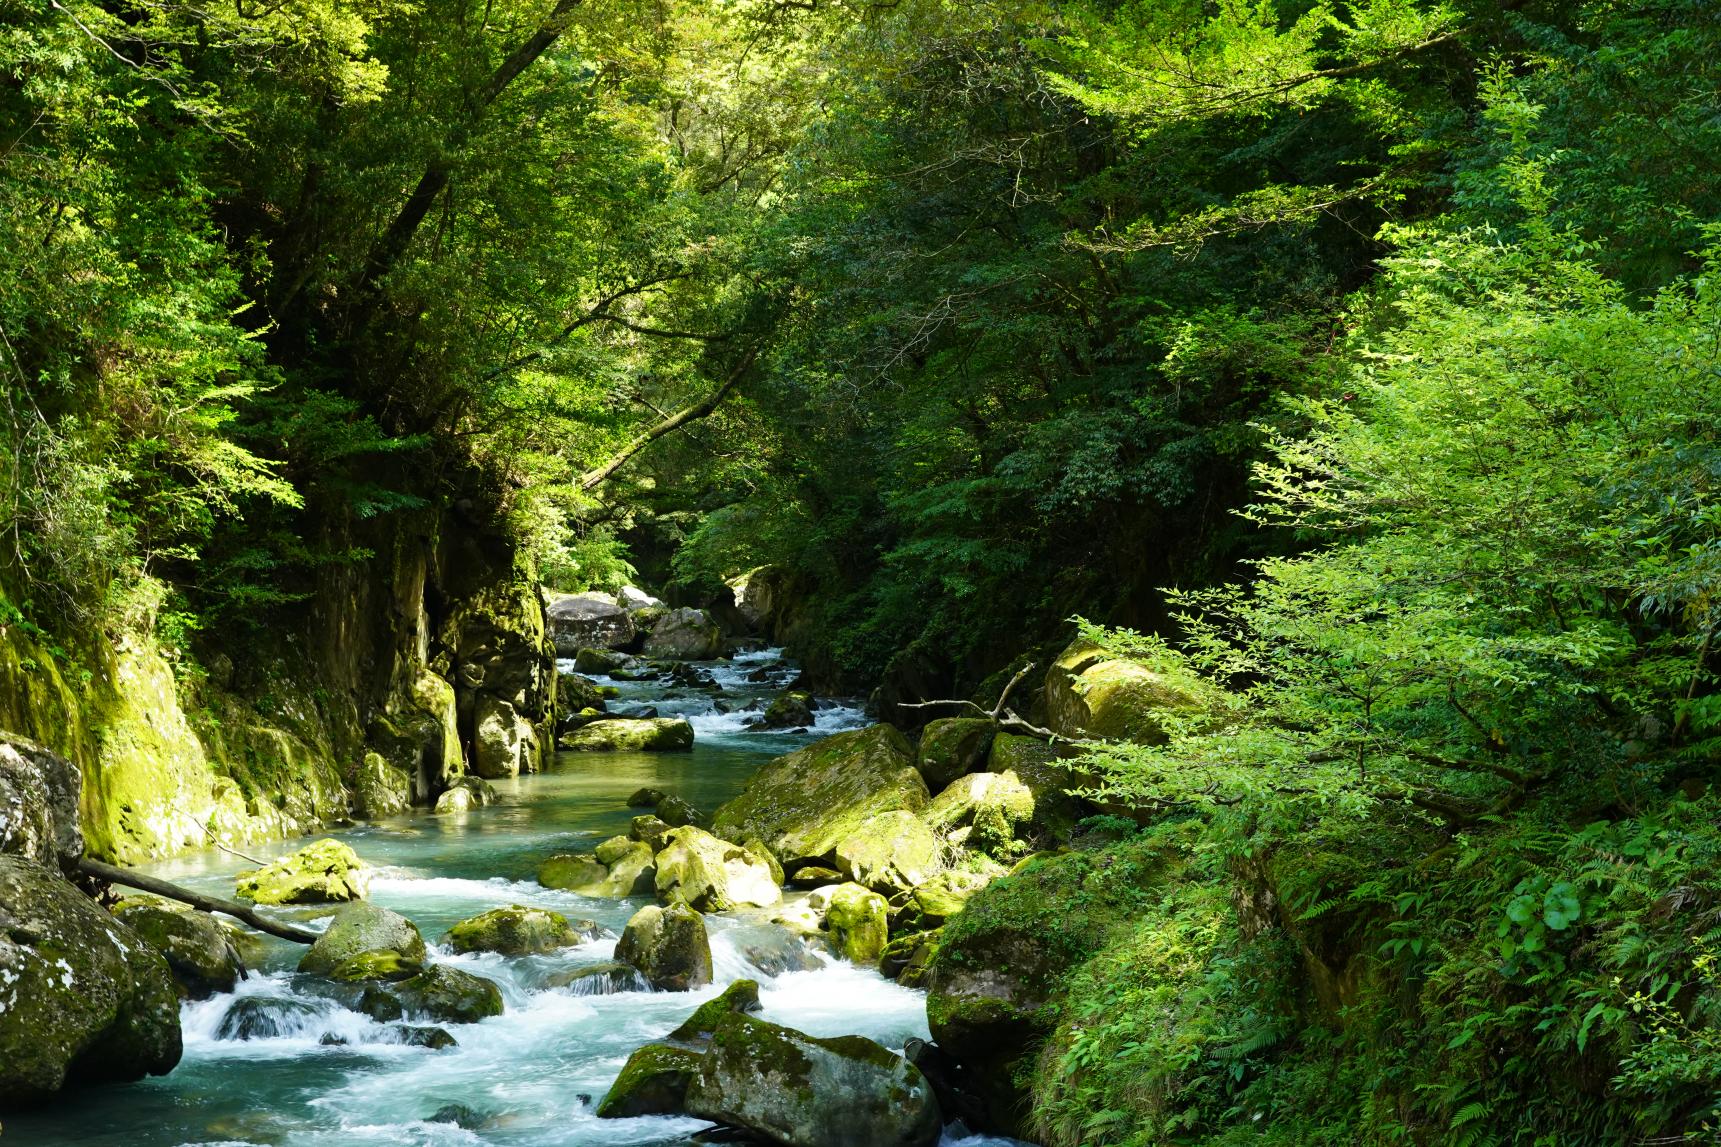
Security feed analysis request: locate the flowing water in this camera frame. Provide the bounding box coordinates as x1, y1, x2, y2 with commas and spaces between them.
5, 650, 1016, 1147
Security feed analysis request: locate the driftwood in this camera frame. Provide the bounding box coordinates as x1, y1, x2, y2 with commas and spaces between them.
897, 661, 1103, 750
77, 856, 321, 944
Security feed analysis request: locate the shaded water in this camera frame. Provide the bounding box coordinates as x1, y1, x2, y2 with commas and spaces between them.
5, 650, 1015, 1146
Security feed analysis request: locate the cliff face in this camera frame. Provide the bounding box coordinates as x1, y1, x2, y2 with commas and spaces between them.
0, 508, 556, 863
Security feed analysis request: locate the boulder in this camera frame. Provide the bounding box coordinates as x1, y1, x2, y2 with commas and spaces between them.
558, 717, 694, 752
631, 814, 675, 849
655, 826, 783, 912
297, 901, 426, 981
684, 1011, 941, 1147
880, 931, 939, 987
391, 1024, 458, 1050
215, 995, 320, 1040
744, 839, 786, 886
732, 924, 823, 976
361, 963, 505, 1025
668, 979, 764, 1045
0, 855, 181, 1104
433, 776, 498, 814
924, 770, 1037, 856
619, 585, 666, 612
711, 725, 929, 871
547, 592, 637, 655
111, 897, 246, 999
899, 870, 993, 931
628, 786, 667, 807
0, 733, 83, 869
615, 903, 713, 991
760, 690, 815, 729
596, 1042, 706, 1118
1043, 638, 1213, 744
235, 838, 370, 905
538, 841, 657, 897
556, 671, 610, 715
833, 811, 940, 894
545, 961, 648, 995
444, 905, 599, 955
727, 566, 781, 632
657, 793, 708, 828
788, 865, 842, 889
984, 735, 1083, 839
824, 883, 890, 963
914, 718, 995, 791
473, 694, 540, 779
573, 647, 639, 675
642, 607, 723, 660
352, 751, 411, 818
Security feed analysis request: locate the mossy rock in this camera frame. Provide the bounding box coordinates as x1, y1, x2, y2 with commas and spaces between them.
433, 776, 498, 814
684, 1011, 941, 1147
573, 647, 636, 675
631, 813, 674, 848
537, 843, 656, 897
1043, 638, 1217, 744
0, 856, 182, 1105
925, 770, 1038, 857
880, 929, 940, 987
900, 870, 993, 930
915, 718, 996, 791
641, 607, 723, 660
544, 961, 647, 995
352, 751, 411, 819
982, 735, 1084, 840
628, 787, 667, 808
711, 724, 929, 869
825, 882, 890, 963
363, 963, 505, 1025
744, 839, 785, 885
556, 671, 609, 715
787, 864, 842, 889
667, 979, 764, 1045
615, 903, 713, 992
235, 838, 370, 905
444, 905, 598, 955
297, 901, 426, 980
655, 826, 783, 912
833, 810, 940, 894
558, 717, 694, 752
111, 897, 246, 1000
761, 690, 815, 729
595, 1042, 706, 1118
656, 793, 708, 828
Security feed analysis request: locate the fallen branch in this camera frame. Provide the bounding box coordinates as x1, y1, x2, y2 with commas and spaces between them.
899, 664, 1105, 749
77, 857, 321, 945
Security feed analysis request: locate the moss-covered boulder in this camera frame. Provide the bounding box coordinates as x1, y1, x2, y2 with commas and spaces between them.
473, 694, 540, 779
760, 690, 814, 729
537, 841, 656, 897
0, 856, 182, 1105
556, 671, 609, 715
297, 901, 426, 981
983, 735, 1083, 839
631, 813, 675, 848
235, 838, 370, 905
352, 751, 411, 819
684, 1011, 941, 1147
915, 718, 996, 791
111, 897, 245, 999
544, 961, 648, 995
548, 592, 637, 655
924, 770, 1038, 856
825, 882, 890, 963
833, 810, 940, 894
558, 717, 694, 752
668, 979, 764, 1045
444, 905, 598, 955
573, 647, 637, 675
787, 864, 842, 889
711, 724, 929, 870
0, 733, 83, 869
745, 838, 786, 885
433, 776, 498, 814
615, 903, 713, 992
655, 826, 783, 911
596, 1042, 706, 1118
898, 870, 993, 932
628, 787, 667, 807
656, 792, 708, 828
1043, 638, 1215, 744
361, 963, 505, 1025
642, 607, 723, 660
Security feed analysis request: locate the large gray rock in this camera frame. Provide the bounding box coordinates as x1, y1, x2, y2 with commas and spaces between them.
538, 838, 657, 897
548, 592, 636, 655
712, 725, 929, 871
0, 732, 83, 869
0, 855, 182, 1106
615, 903, 713, 992
654, 826, 782, 912
297, 901, 427, 981
684, 1011, 941, 1147
642, 607, 723, 660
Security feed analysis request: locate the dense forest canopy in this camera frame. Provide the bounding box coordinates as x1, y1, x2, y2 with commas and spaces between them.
6, 0, 1721, 1140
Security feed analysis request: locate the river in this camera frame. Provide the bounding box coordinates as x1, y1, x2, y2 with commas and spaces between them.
5, 649, 1014, 1147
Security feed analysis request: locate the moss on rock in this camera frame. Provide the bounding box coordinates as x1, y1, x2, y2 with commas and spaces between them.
444, 905, 598, 955
297, 901, 426, 980
558, 718, 694, 752
615, 903, 713, 992
595, 1042, 706, 1118
825, 882, 890, 963
235, 838, 370, 905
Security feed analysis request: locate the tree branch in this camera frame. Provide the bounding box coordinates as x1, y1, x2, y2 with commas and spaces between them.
578, 348, 757, 490
77, 857, 321, 944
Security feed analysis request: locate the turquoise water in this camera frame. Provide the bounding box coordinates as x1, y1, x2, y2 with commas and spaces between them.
5, 652, 1010, 1147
